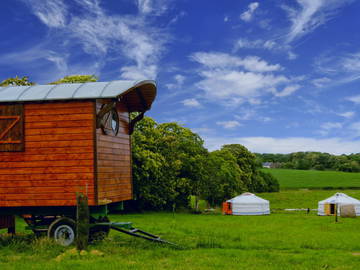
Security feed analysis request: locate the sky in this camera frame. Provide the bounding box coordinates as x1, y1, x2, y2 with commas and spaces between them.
0, 0, 360, 155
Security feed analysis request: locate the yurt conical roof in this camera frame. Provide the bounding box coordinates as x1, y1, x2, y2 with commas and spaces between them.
227, 192, 269, 204
318, 193, 360, 205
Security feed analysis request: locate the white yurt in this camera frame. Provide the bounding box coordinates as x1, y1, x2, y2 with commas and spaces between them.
226, 193, 270, 215
318, 193, 360, 216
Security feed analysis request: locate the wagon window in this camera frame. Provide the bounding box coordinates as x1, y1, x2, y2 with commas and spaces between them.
99, 104, 119, 136
0, 104, 24, 152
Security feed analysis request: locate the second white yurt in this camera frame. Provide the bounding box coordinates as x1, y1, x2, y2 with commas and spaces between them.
318, 193, 360, 216
226, 193, 270, 215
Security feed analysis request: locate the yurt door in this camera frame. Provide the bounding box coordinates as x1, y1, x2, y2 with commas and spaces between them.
330, 204, 336, 215
325, 203, 336, 215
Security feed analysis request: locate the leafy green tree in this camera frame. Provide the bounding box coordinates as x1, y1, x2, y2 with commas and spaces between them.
131, 117, 208, 210
49, 75, 98, 84
0, 76, 35, 86
203, 149, 246, 206
221, 144, 279, 192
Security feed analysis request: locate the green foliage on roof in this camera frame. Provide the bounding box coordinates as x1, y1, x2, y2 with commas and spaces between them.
49, 75, 98, 84
0, 76, 35, 87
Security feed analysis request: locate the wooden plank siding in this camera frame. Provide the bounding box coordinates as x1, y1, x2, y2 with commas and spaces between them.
96, 100, 132, 204
0, 101, 96, 207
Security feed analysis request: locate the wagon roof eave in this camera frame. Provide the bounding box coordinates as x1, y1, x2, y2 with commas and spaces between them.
0, 79, 157, 113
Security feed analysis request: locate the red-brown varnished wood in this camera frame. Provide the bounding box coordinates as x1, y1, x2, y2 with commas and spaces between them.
0, 101, 96, 207
95, 100, 132, 204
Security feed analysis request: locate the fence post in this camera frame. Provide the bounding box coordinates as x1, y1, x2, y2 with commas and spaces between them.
76, 193, 89, 251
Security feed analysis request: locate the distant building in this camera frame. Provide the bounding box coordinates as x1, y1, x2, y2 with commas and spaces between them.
262, 162, 273, 168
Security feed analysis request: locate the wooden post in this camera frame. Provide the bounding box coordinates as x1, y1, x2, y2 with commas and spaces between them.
76, 193, 89, 251
335, 203, 338, 223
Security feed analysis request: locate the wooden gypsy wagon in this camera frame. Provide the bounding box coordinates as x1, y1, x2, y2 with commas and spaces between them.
0, 80, 169, 246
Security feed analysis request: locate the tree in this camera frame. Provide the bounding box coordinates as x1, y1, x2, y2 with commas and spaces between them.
131, 117, 208, 210
221, 144, 279, 192
0, 76, 35, 86
203, 149, 246, 206
49, 75, 98, 84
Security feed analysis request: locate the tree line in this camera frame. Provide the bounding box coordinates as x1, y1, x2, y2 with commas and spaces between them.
131, 117, 279, 211
256, 152, 360, 172
1, 75, 279, 211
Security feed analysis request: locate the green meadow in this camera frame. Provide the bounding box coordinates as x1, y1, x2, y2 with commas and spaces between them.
1, 212, 360, 270
2, 169, 360, 269
263, 168, 360, 189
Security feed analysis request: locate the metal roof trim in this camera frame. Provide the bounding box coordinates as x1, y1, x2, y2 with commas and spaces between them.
0, 80, 157, 103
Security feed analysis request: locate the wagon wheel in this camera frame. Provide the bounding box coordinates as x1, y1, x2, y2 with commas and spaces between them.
89, 216, 110, 243
48, 217, 76, 246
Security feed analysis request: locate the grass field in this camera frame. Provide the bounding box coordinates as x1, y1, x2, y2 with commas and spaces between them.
2, 169, 360, 269
263, 168, 360, 189
1, 212, 360, 270
260, 189, 360, 209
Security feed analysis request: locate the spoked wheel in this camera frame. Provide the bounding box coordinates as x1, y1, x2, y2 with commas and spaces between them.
48, 217, 76, 246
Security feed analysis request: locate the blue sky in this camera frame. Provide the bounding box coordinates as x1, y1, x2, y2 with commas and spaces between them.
0, 0, 360, 154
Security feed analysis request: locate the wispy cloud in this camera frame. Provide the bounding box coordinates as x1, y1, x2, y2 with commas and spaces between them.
191, 52, 282, 73
216, 120, 241, 129
337, 111, 355, 118
283, 0, 353, 44
190, 51, 300, 105
319, 122, 342, 136
349, 122, 360, 138
240, 2, 259, 22
20, 0, 171, 80
312, 77, 331, 88
272, 84, 301, 97
136, 0, 171, 16
346, 95, 360, 104
234, 38, 277, 51
314, 50, 360, 85
182, 98, 201, 108
166, 74, 186, 90
25, 0, 68, 28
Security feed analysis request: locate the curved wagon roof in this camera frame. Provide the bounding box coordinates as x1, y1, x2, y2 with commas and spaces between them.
0, 80, 156, 112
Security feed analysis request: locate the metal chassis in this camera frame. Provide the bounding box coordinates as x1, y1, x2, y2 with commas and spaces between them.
0, 205, 175, 246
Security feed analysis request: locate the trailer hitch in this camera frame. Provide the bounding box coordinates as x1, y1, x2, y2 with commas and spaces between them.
94, 222, 178, 247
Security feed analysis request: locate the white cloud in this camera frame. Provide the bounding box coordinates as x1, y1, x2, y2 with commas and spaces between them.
349, 122, 360, 137
23, 0, 168, 81
190, 51, 300, 104
318, 122, 342, 136
240, 2, 259, 22
314, 51, 360, 85
136, 0, 171, 15
203, 136, 360, 155
272, 84, 300, 97
182, 98, 201, 107
341, 52, 360, 73
234, 38, 277, 51
284, 0, 353, 43
216, 121, 241, 129
321, 122, 342, 130
191, 52, 281, 73
166, 74, 186, 89
312, 77, 331, 87
337, 111, 355, 118
346, 95, 360, 104
287, 51, 298, 60
25, 0, 68, 28
195, 70, 288, 101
